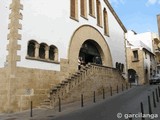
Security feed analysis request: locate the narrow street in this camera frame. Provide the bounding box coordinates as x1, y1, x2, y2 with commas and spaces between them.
50, 85, 160, 120
0, 85, 160, 120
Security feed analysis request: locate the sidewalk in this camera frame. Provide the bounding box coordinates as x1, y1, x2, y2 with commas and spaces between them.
0, 86, 135, 120
0, 85, 159, 120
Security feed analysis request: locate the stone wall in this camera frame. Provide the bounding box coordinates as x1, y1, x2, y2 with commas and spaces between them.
0, 68, 8, 112
0, 67, 60, 113
50, 64, 127, 105
127, 47, 146, 85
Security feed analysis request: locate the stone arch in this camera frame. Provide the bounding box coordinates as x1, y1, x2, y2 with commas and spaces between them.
68, 25, 112, 70
128, 69, 137, 83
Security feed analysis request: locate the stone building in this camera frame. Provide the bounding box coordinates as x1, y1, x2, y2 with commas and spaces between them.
126, 30, 159, 85
0, 0, 127, 113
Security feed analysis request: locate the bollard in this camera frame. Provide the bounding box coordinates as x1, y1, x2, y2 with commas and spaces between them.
152, 91, 156, 108
156, 88, 159, 102
59, 97, 61, 112
117, 85, 119, 94
110, 86, 112, 96
148, 96, 152, 114
122, 84, 124, 91
93, 91, 96, 103
126, 83, 128, 90
81, 94, 84, 107
30, 101, 32, 117
158, 86, 160, 97
103, 89, 105, 99
130, 82, 132, 88
140, 102, 145, 120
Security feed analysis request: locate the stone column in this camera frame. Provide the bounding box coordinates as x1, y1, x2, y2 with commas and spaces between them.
54, 49, 58, 61
7, 0, 23, 113
45, 46, 49, 59
35, 44, 40, 58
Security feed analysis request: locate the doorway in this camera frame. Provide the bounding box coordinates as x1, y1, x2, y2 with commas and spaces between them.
79, 40, 102, 65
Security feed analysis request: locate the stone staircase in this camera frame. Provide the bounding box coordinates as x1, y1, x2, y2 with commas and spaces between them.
40, 64, 127, 109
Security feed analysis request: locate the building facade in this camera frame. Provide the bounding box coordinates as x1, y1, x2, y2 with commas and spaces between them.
0, 0, 127, 112
126, 30, 159, 85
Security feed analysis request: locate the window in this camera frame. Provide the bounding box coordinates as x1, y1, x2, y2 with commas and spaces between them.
89, 0, 95, 17
49, 45, 58, 61
70, 0, 78, 20
103, 8, 109, 36
39, 43, 46, 59
81, 0, 87, 18
150, 55, 152, 61
133, 50, 138, 61
96, 0, 102, 27
27, 41, 59, 63
27, 40, 36, 57
145, 52, 147, 59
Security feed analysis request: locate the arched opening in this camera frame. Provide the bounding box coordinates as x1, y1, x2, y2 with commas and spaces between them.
49, 45, 58, 61
79, 40, 102, 65
27, 40, 37, 57
128, 69, 138, 83
39, 43, 47, 59
68, 25, 113, 72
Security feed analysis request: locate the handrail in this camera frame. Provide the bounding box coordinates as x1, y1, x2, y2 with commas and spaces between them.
89, 63, 117, 70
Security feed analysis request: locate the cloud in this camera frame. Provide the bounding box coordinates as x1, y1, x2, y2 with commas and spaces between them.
146, 0, 160, 6
108, 0, 125, 7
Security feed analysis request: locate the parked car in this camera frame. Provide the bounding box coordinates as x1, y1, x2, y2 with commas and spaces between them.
149, 76, 160, 85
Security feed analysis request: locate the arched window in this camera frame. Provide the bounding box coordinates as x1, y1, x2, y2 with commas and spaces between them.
96, 0, 102, 27
49, 46, 55, 60
89, 0, 95, 17
39, 43, 46, 59
27, 40, 37, 57
115, 62, 118, 69
70, 0, 78, 20
81, 0, 87, 18
103, 8, 109, 36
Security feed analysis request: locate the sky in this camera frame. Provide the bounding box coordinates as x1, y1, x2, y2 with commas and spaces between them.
108, 0, 160, 34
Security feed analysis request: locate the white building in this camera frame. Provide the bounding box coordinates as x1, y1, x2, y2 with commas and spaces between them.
0, 0, 127, 112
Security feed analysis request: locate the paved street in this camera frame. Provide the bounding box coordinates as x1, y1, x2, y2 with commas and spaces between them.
0, 85, 160, 120
48, 85, 160, 120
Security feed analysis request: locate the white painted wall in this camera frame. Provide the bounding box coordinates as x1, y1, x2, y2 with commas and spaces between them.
1, 0, 126, 72
126, 30, 159, 53
0, 0, 11, 68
